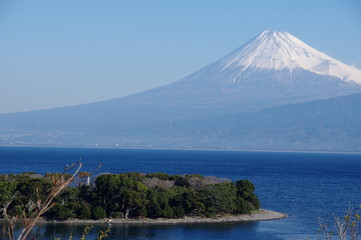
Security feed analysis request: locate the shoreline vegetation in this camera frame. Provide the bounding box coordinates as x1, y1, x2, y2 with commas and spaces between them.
1, 171, 263, 221
30, 209, 287, 225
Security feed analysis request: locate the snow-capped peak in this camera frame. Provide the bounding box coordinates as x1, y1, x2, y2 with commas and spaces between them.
219, 30, 361, 84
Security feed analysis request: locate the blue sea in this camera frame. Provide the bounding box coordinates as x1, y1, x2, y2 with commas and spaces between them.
0, 146, 360, 240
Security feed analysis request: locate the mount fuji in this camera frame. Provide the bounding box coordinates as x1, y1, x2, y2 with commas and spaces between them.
1, 30, 361, 150
116, 30, 361, 113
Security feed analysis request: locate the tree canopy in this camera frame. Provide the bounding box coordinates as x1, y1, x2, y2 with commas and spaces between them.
0, 172, 260, 220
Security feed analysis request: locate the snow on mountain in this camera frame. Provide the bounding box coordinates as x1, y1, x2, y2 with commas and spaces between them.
218, 30, 361, 84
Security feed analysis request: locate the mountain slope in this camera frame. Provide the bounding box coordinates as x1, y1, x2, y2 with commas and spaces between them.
113, 30, 361, 112
118, 93, 361, 151
2, 93, 360, 151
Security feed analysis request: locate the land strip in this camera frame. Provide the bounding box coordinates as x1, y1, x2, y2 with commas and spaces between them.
28, 209, 287, 225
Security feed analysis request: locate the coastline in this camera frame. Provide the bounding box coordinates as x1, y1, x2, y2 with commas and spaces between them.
1, 144, 360, 155
31, 209, 287, 225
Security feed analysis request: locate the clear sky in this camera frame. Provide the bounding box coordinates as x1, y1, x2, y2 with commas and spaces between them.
1, 0, 360, 113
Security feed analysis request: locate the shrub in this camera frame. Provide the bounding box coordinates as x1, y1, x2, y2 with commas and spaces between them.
173, 206, 185, 218
46, 203, 76, 220
93, 206, 106, 220
235, 197, 252, 214
174, 177, 190, 187
146, 172, 170, 180
72, 201, 91, 219
119, 172, 145, 181
163, 204, 173, 218
44, 172, 72, 180
236, 179, 260, 210
112, 211, 124, 218
200, 182, 237, 214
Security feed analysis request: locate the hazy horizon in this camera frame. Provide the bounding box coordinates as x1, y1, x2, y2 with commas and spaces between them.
1, 0, 361, 114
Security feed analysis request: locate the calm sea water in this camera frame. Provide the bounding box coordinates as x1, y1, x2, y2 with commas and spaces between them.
0, 146, 360, 240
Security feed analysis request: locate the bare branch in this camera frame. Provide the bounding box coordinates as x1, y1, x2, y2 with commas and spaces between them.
15, 161, 83, 240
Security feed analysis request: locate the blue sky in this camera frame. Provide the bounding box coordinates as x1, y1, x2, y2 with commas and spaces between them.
1, 0, 360, 113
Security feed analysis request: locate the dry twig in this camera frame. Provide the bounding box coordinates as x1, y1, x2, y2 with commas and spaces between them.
3, 161, 83, 240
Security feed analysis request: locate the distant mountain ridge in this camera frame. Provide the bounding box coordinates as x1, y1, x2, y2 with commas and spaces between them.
137, 93, 361, 151
1, 30, 361, 151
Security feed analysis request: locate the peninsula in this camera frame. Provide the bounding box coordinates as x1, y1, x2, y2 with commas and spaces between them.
0, 172, 286, 223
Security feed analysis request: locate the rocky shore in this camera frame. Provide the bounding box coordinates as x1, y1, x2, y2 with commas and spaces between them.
33, 209, 286, 225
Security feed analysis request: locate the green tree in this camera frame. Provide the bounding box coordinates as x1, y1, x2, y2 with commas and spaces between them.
71, 200, 91, 219
146, 172, 171, 180
118, 176, 148, 218
200, 182, 237, 215
16, 178, 51, 202
236, 180, 260, 210
169, 186, 204, 217
0, 181, 17, 207
146, 187, 178, 218
93, 174, 122, 215
93, 174, 149, 218
92, 206, 106, 220
46, 203, 75, 220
